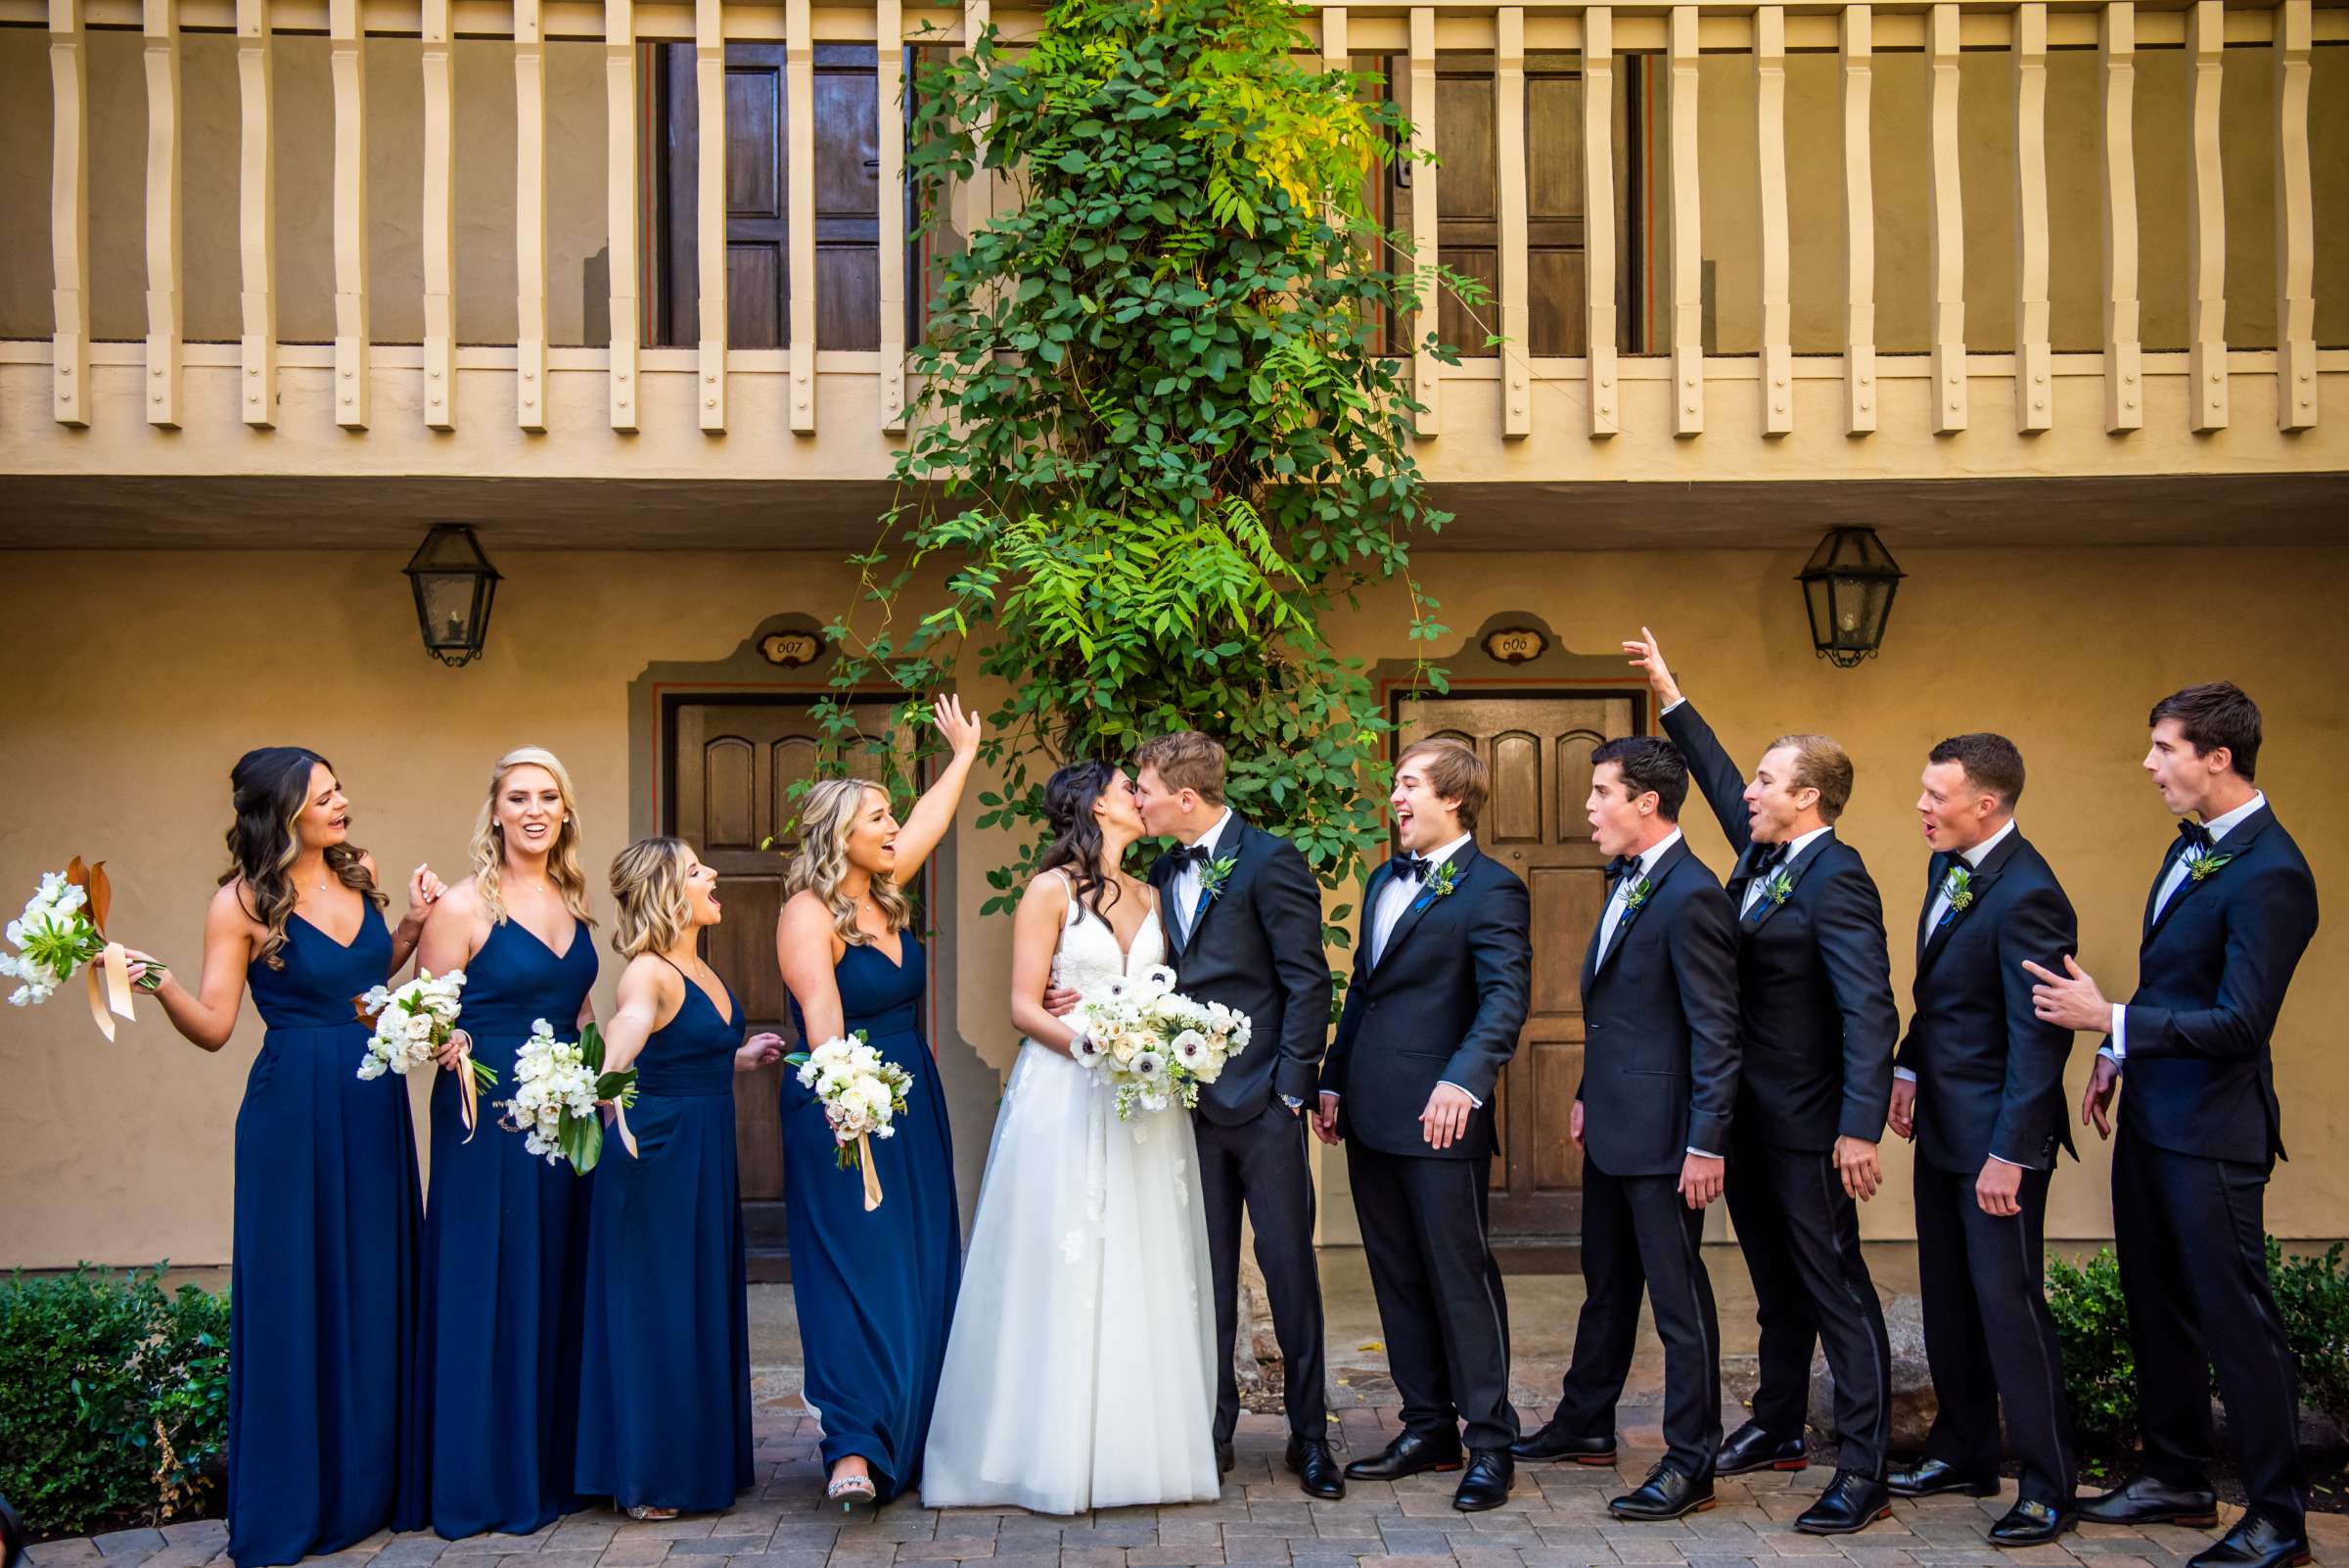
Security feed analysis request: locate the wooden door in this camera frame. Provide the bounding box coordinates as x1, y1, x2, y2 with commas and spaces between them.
668, 698, 906, 1274
1395, 692, 1640, 1245
656, 43, 888, 349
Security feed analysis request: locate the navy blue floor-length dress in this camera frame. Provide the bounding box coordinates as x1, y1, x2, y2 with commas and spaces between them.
419, 916, 598, 1537
781, 934, 962, 1503
230, 907, 424, 1567
575, 963, 755, 1512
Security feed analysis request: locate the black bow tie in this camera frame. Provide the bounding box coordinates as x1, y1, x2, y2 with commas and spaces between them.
1749, 842, 1790, 877
1174, 843, 1216, 867
1393, 853, 1433, 883
2177, 819, 2215, 854
1605, 854, 1640, 883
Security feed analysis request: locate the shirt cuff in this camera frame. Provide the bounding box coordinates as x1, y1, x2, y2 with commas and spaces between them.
1987, 1153, 2024, 1168
1685, 1146, 1719, 1159
2108, 1003, 2128, 1061
1662, 697, 1685, 715
1439, 1081, 1486, 1109
1893, 1067, 1917, 1084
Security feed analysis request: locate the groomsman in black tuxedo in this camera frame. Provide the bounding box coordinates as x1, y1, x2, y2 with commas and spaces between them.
1315, 738, 1532, 1513
1512, 736, 1740, 1522
1630, 629, 1902, 1536
2027, 683, 2321, 1568
1123, 732, 1342, 1499
1882, 734, 2080, 1545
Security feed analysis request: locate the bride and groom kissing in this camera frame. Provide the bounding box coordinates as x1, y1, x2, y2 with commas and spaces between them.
923, 729, 1531, 1516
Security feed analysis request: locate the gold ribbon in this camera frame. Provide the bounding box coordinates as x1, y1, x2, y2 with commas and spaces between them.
612, 1096, 639, 1160
857, 1131, 882, 1212
68, 859, 137, 1042
456, 1039, 482, 1143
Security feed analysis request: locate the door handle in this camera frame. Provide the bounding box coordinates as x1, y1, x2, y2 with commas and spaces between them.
1510, 850, 1524, 862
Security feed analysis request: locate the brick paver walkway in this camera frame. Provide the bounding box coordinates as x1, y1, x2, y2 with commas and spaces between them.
27, 1408, 2340, 1568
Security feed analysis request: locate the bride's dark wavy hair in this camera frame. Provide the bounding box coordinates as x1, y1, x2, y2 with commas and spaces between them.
222, 746, 384, 970
1036, 761, 1127, 924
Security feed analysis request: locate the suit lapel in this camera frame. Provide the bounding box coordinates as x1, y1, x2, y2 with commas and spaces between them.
2145, 805, 2273, 946
1376, 840, 1478, 973
1917, 829, 2023, 976
1915, 851, 1951, 961
1742, 830, 1834, 933
1591, 837, 1691, 986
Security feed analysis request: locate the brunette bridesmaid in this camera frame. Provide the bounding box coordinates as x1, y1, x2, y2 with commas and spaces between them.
121, 747, 443, 1567
574, 839, 784, 1518
414, 747, 600, 1538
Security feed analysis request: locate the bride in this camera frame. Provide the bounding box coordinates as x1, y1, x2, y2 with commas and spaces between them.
922, 761, 1221, 1513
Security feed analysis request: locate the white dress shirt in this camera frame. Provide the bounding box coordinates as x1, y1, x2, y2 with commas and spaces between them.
2105, 791, 2268, 1062
1169, 807, 1235, 949
1741, 825, 1833, 915
1893, 819, 2020, 1163
1594, 829, 1681, 970
1333, 831, 1481, 1108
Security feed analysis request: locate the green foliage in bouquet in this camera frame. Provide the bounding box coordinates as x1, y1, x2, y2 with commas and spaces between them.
563, 1021, 640, 1176
0, 1266, 229, 1536
815, 0, 1486, 949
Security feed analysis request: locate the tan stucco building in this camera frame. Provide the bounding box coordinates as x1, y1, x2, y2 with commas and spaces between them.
2, 0, 2345, 1271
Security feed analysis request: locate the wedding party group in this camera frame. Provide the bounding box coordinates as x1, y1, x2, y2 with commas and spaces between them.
63, 622, 2320, 1568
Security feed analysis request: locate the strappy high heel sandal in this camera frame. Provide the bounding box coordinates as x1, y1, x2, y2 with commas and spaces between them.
625, 1503, 680, 1521
826, 1473, 879, 1512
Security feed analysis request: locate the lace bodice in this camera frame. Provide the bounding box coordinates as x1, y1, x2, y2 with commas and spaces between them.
1047, 872, 1166, 997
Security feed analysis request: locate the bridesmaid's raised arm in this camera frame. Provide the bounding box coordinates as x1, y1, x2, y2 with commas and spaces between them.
778, 893, 848, 1046
596, 955, 677, 1078
1008, 874, 1082, 1056
888, 695, 984, 880
376, 853, 447, 978
121, 882, 258, 1052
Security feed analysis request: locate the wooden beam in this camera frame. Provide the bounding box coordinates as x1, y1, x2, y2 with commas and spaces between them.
876, 0, 906, 433
515, 0, 546, 430
1583, 4, 1615, 437
1755, 4, 1790, 436
237, 0, 274, 427
2186, 0, 2226, 432
1839, 3, 1872, 434
144, 0, 182, 427
331, 0, 367, 428
1408, 6, 1440, 437
697, 0, 726, 431
1667, 5, 1700, 437
2099, 0, 2140, 433
788, 0, 816, 432
1927, 2, 1965, 434
421, 0, 454, 429
1498, 6, 1529, 439
50, 0, 88, 427
605, 0, 637, 431
2275, 0, 2316, 431
2013, 0, 2050, 433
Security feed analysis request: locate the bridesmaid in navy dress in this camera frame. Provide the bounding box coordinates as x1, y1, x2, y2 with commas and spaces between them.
774, 695, 982, 1508
576, 838, 784, 1519
122, 747, 445, 1567
413, 747, 599, 1538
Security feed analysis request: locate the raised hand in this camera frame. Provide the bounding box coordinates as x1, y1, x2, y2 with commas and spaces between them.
406, 863, 446, 924
933, 693, 983, 759
1622, 625, 1683, 708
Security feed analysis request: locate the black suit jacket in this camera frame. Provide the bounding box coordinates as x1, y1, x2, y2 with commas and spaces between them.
1893, 828, 2080, 1174
1576, 835, 1743, 1177
1662, 701, 1901, 1154
1319, 840, 1533, 1162
2116, 804, 2319, 1167
1149, 816, 1333, 1126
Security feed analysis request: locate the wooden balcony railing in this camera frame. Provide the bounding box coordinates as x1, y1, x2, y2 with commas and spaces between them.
3, 0, 2343, 485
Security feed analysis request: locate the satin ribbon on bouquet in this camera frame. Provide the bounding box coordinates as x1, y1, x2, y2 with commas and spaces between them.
65, 858, 139, 1042
857, 1134, 882, 1212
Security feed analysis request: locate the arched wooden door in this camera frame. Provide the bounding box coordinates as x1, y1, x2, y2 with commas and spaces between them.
1395, 691, 1641, 1252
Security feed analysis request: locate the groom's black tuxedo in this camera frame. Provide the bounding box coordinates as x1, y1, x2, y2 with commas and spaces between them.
2107, 800, 2319, 1533
1547, 834, 1739, 1476
1149, 814, 1333, 1448
1893, 825, 2079, 1506
1323, 838, 1531, 1455
1661, 699, 1900, 1479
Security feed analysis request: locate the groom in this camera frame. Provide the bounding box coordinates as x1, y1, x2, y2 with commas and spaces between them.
1131, 731, 1342, 1499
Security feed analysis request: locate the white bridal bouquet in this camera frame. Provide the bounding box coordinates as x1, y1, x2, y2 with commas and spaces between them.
787, 1032, 914, 1212
1069, 963, 1251, 1122
2, 859, 157, 1038
498, 1018, 639, 1174
355, 969, 495, 1133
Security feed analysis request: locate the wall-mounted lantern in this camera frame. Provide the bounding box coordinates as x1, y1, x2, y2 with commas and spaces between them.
1797, 527, 1904, 669
403, 525, 501, 667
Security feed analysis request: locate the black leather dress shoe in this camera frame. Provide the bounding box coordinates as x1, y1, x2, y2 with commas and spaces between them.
1510, 1419, 1619, 1464
1286, 1437, 1346, 1500
1452, 1450, 1514, 1512
2075, 1474, 2221, 1529
2187, 1515, 2313, 1568
1216, 1440, 1236, 1476
1344, 1429, 1464, 1482
1989, 1500, 2074, 1547
1795, 1470, 1894, 1536
1610, 1461, 1717, 1522
1889, 1457, 2000, 1499
1716, 1420, 1809, 1476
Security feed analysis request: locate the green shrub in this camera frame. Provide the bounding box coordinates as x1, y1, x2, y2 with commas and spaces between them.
2267, 1238, 2349, 1426
0, 1267, 229, 1538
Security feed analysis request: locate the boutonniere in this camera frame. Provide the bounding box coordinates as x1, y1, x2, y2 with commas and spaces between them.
1622, 875, 1655, 912
2185, 849, 2234, 883
1762, 869, 1795, 907
1422, 861, 1459, 901
1943, 866, 1975, 916
1197, 854, 1239, 901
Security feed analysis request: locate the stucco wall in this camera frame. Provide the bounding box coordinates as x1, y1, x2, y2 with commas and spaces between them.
1, 540, 2342, 1268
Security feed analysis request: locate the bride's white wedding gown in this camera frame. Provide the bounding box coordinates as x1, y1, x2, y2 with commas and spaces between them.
921, 873, 1221, 1513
